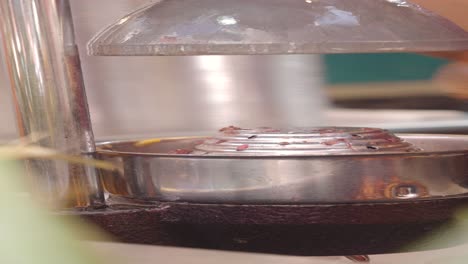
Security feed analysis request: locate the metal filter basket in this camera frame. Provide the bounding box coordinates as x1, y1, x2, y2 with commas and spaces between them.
97, 127, 468, 204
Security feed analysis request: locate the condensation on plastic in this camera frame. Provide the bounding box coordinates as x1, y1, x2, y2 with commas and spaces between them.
88, 0, 468, 56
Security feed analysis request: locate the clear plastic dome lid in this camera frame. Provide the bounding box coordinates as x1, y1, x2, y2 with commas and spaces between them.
88, 0, 468, 56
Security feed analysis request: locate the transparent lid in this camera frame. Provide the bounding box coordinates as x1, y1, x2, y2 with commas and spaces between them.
88, 0, 468, 56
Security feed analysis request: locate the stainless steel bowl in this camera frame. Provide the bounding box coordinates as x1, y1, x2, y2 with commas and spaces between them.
97, 127, 468, 204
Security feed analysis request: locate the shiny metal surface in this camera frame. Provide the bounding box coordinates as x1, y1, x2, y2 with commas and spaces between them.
98, 132, 468, 204
0, 1, 465, 142
6, 0, 461, 140
78, 54, 326, 137
192, 127, 419, 155
59, 0, 327, 137
0, 0, 104, 208
74, 0, 301, 138
345, 256, 370, 263
88, 0, 468, 56
0, 0, 325, 139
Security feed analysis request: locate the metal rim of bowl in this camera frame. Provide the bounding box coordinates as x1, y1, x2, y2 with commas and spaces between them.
96, 133, 468, 204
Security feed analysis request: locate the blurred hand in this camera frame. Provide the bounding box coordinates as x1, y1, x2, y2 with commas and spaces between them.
410, 0, 468, 62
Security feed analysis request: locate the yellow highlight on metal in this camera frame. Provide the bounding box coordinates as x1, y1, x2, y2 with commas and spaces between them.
134, 136, 205, 147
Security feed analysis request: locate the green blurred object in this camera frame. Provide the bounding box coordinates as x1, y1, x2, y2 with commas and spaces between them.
404, 206, 468, 263
0, 159, 107, 264
325, 53, 448, 84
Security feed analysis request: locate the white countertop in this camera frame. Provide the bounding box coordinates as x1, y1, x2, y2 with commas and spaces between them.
90, 242, 468, 264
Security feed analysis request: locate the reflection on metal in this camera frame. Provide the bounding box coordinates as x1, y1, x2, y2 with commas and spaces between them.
98, 131, 468, 204
192, 127, 420, 155
0, 0, 104, 208
346, 255, 370, 262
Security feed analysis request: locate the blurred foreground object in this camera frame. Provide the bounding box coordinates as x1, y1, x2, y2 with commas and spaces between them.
425, 51, 468, 62
0, 0, 104, 209
434, 63, 468, 108
0, 157, 108, 264
411, 0, 468, 62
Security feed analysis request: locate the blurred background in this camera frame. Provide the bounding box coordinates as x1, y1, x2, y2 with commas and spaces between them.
0, 0, 467, 141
